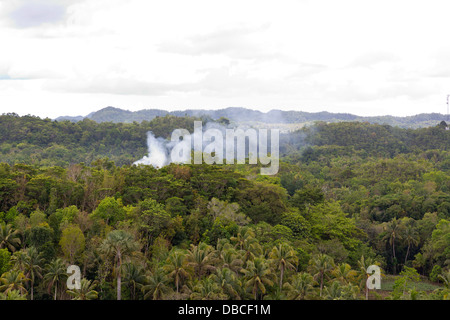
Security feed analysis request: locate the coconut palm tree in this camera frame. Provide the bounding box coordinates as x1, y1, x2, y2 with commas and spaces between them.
403, 224, 419, 265
283, 272, 315, 300
67, 278, 98, 300
163, 250, 189, 293
230, 227, 255, 251
23, 247, 44, 300
210, 267, 241, 299
0, 289, 27, 300
44, 258, 67, 300
142, 269, 171, 300
240, 257, 276, 300
332, 263, 357, 285
190, 277, 227, 300
122, 262, 146, 300
220, 248, 243, 275
357, 255, 379, 300
185, 242, 217, 280
383, 218, 403, 274
269, 243, 298, 290
0, 223, 21, 252
100, 230, 139, 300
308, 253, 334, 297
0, 269, 28, 295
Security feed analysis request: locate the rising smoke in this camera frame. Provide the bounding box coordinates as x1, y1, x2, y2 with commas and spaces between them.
133, 121, 279, 175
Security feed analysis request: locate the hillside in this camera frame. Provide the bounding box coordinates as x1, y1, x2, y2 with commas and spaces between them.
55, 106, 449, 129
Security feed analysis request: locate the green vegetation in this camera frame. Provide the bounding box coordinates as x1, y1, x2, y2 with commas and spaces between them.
0, 114, 449, 300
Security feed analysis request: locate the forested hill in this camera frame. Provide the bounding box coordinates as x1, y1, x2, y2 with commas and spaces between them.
1, 113, 449, 167
55, 106, 448, 128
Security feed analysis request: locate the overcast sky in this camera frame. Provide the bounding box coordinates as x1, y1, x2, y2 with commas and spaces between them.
1, 0, 450, 119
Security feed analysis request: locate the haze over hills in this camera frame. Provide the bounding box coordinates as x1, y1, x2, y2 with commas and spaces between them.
55, 106, 448, 129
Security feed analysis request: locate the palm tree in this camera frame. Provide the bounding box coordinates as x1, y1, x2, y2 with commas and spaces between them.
324, 281, 359, 300
67, 278, 98, 300
210, 267, 241, 299
0, 223, 21, 252
0, 269, 29, 295
403, 224, 419, 265
142, 269, 171, 300
0, 289, 27, 300
332, 263, 357, 285
283, 272, 315, 300
185, 243, 217, 280
240, 257, 276, 300
357, 255, 378, 300
230, 227, 255, 251
100, 230, 139, 300
23, 247, 44, 300
308, 253, 334, 297
323, 281, 344, 300
163, 250, 189, 293
11, 250, 27, 272
269, 243, 298, 290
220, 248, 243, 274
383, 218, 403, 274
44, 258, 67, 300
190, 277, 227, 300
122, 263, 146, 300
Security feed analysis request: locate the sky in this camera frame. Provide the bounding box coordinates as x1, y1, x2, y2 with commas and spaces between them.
1, 0, 450, 119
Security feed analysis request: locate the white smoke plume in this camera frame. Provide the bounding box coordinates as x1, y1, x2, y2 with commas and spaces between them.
133, 122, 279, 175
133, 132, 169, 168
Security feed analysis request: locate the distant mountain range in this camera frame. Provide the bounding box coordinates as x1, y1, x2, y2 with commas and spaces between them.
55, 106, 448, 129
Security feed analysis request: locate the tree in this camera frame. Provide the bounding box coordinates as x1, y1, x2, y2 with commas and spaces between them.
163, 250, 189, 294
332, 263, 357, 285
383, 218, 403, 274
185, 243, 217, 280
100, 230, 139, 300
357, 255, 381, 300
122, 263, 146, 300
91, 197, 126, 226
67, 278, 98, 300
283, 272, 315, 300
240, 257, 276, 300
44, 258, 67, 300
190, 277, 227, 300
0, 248, 11, 276
269, 243, 298, 290
210, 268, 241, 299
23, 247, 44, 300
142, 269, 171, 300
402, 223, 419, 265
59, 225, 85, 264
0, 223, 21, 252
0, 270, 28, 296
308, 253, 334, 297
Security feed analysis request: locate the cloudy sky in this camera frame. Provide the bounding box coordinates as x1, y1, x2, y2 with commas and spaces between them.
1, 0, 450, 119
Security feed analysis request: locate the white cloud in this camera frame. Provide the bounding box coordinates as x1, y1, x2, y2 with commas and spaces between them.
1, 0, 450, 118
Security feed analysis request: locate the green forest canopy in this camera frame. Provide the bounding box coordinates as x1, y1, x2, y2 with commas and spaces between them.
0, 113, 449, 300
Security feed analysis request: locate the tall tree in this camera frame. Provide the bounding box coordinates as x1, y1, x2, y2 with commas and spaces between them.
23, 247, 44, 300
44, 258, 67, 300
308, 253, 334, 297
100, 230, 139, 300
163, 250, 189, 294
269, 243, 298, 290
240, 257, 276, 300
